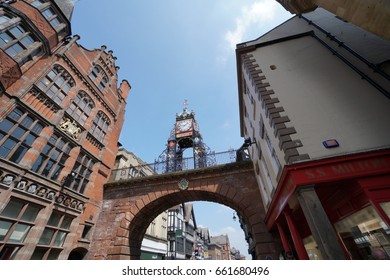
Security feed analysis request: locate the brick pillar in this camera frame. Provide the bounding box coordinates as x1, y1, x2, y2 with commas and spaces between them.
19, 125, 53, 169
297, 185, 347, 260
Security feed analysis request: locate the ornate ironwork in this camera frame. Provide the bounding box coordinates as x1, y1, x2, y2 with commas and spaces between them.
109, 149, 239, 181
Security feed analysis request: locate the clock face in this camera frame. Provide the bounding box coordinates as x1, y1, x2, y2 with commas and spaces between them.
177, 120, 192, 132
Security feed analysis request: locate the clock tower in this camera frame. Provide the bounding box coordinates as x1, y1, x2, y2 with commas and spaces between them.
157, 100, 215, 173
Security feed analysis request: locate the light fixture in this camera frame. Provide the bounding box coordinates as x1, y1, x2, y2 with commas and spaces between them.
243, 137, 256, 147
322, 139, 339, 148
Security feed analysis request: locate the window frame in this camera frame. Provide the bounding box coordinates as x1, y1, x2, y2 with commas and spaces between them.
0, 107, 43, 164
0, 199, 42, 260
0, 11, 42, 66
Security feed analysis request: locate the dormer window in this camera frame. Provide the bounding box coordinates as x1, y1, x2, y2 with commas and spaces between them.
0, 12, 42, 66
28, 0, 65, 34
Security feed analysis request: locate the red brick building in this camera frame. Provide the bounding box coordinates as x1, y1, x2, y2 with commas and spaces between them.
0, 0, 130, 259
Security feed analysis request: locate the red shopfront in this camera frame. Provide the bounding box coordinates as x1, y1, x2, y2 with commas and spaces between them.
266, 149, 390, 260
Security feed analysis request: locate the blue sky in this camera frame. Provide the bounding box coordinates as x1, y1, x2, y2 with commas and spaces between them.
71, 0, 292, 259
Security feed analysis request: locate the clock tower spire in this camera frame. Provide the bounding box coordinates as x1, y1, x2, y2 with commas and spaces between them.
156, 101, 215, 172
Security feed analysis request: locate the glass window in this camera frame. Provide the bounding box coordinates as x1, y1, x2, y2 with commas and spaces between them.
1, 200, 24, 219
47, 211, 61, 227
90, 111, 110, 143
8, 224, 31, 243
335, 206, 390, 260
30, 248, 46, 260
0, 21, 41, 66
0, 108, 43, 164
38, 212, 73, 249
36, 65, 74, 106
66, 91, 94, 126
31, 133, 73, 181
0, 220, 13, 241
38, 228, 54, 245
0, 246, 21, 260
53, 231, 67, 246
89, 65, 108, 91
20, 205, 40, 222
0, 199, 41, 254
68, 152, 95, 194
380, 202, 390, 219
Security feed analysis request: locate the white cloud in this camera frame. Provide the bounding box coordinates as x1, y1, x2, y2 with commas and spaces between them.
225, 0, 280, 50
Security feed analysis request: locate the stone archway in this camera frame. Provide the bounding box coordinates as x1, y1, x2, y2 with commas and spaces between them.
87, 161, 280, 260
68, 247, 88, 260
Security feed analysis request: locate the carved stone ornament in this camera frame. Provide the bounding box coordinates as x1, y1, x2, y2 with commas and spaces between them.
59, 118, 81, 140
178, 178, 189, 191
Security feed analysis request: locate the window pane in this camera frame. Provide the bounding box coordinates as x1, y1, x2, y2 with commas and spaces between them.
0, 144, 15, 158
9, 26, 24, 38
23, 133, 36, 145
1, 200, 24, 219
47, 70, 56, 80
38, 228, 54, 245
47, 212, 61, 227
0, 246, 21, 260
30, 248, 46, 260
20, 205, 40, 222
0, 220, 13, 241
60, 216, 73, 230
50, 165, 62, 181
21, 116, 33, 128
5, 43, 23, 58
59, 154, 68, 164
11, 127, 26, 138
31, 155, 45, 172
0, 119, 15, 132
42, 8, 54, 19
42, 160, 54, 176
9, 145, 28, 163
32, 123, 43, 134
47, 249, 61, 260
9, 108, 23, 121
20, 35, 34, 48
9, 223, 31, 242
0, 15, 11, 25
53, 231, 67, 247
0, 33, 12, 47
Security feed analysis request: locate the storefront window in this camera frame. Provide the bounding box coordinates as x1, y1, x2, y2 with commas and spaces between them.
380, 202, 390, 219
303, 235, 323, 260
335, 206, 390, 260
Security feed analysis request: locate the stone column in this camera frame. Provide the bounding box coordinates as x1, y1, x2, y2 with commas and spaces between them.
297, 185, 346, 260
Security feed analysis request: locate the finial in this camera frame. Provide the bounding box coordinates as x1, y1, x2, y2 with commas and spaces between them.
183, 99, 188, 112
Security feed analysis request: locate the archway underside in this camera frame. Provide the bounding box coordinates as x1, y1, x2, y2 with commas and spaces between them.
87, 161, 281, 260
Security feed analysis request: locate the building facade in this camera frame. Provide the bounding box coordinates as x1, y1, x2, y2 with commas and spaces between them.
0, 0, 130, 259
236, 8, 390, 260
167, 203, 197, 260
275, 0, 390, 40
111, 147, 168, 260
209, 234, 231, 260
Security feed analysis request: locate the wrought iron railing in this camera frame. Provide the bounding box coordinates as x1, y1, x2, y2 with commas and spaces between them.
109, 148, 246, 182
